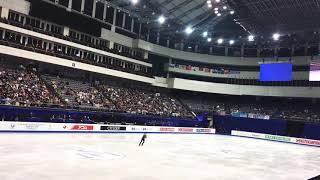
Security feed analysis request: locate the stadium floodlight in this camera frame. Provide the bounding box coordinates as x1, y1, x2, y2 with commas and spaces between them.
248, 35, 255, 42
207, 0, 211, 4
131, 0, 139, 5
223, 6, 227, 10
229, 40, 234, 45
215, 0, 221, 2
214, 11, 219, 14
208, 4, 212, 8
217, 38, 224, 44
207, 38, 212, 42
217, 13, 221, 16
273, 33, 280, 41
185, 26, 194, 34
202, 31, 208, 38
158, 15, 166, 24
214, 7, 218, 11
230, 10, 235, 15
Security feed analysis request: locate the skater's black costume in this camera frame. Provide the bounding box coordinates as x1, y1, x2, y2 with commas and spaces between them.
139, 134, 147, 146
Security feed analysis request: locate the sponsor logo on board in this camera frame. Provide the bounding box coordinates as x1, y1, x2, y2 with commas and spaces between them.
178, 128, 193, 132
70, 125, 94, 130
100, 126, 126, 131
159, 127, 175, 132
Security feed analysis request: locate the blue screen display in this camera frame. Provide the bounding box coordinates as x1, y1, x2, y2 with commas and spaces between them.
260, 63, 292, 81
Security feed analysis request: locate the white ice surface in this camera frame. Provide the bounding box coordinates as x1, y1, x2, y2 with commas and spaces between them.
0, 133, 319, 180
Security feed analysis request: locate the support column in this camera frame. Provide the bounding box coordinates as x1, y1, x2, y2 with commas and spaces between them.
180, 40, 184, 51
167, 57, 172, 78
146, 29, 150, 41
81, 0, 85, 13
122, 13, 126, 28
291, 44, 295, 56
225, 47, 228, 56
209, 47, 213, 54
2, 30, 5, 39
108, 41, 114, 49
63, 27, 70, 36
0, 7, 9, 19
143, 51, 149, 60
103, 2, 107, 21
138, 23, 142, 37
25, 37, 28, 46
131, 18, 134, 32
68, 0, 73, 11
156, 32, 160, 44
46, 41, 50, 51
166, 39, 170, 47
20, 35, 24, 44
92, 0, 97, 18
257, 45, 261, 57
274, 45, 279, 57
111, 8, 117, 32
241, 43, 245, 57
195, 45, 199, 53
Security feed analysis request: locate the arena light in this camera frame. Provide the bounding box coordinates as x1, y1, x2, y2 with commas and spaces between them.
273, 33, 280, 41
214, 7, 218, 11
207, 0, 211, 4
207, 38, 212, 42
208, 4, 212, 8
230, 10, 235, 15
185, 26, 194, 35
248, 35, 255, 42
158, 15, 166, 24
223, 6, 227, 10
217, 13, 221, 17
202, 31, 208, 38
217, 38, 224, 44
131, 0, 139, 5
215, 0, 221, 2
214, 11, 219, 14
229, 40, 234, 45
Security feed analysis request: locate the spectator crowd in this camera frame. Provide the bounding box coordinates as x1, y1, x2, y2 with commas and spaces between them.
0, 67, 60, 106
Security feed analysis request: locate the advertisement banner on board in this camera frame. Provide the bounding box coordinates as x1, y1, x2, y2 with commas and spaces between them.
178, 128, 193, 132
159, 127, 175, 132
100, 126, 126, 131
70, 125, 94, 131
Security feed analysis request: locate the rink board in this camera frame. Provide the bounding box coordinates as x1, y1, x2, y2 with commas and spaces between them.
0, 121, 215, 134
232, 130, 320, 147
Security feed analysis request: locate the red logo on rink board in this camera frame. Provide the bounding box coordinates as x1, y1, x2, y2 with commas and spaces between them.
160, 127, 175, 132
70, 125, 94, 130
296, 139, 320, 146
178, 128, 193, 132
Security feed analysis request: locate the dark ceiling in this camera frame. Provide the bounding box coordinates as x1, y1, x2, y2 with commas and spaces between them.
35, 0, 320, 44
229, 0, 320, 34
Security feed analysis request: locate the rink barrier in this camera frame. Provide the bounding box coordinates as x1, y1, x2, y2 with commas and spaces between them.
232, 130, 320, 147
0, 121, 215, 134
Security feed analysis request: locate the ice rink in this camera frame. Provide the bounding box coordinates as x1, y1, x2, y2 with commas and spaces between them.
0, 133, 319, 180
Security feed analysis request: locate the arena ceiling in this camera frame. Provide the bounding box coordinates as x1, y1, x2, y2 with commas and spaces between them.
112, 0, 320, 40
37, 0, 320, 43
229, 0, 320, 34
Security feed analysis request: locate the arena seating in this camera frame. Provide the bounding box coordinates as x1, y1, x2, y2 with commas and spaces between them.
0, 67, 60, 106
180, 93, 320, 122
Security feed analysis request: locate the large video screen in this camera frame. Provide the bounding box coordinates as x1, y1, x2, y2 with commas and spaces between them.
260, 63, 292, 81
309, 62, 320, 81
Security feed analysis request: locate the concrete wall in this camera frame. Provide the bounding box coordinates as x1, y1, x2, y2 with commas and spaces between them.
0, 0, 30, 15
168, 67, 309, 80
0, 45, 154, 84
169, 78, 320, 98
